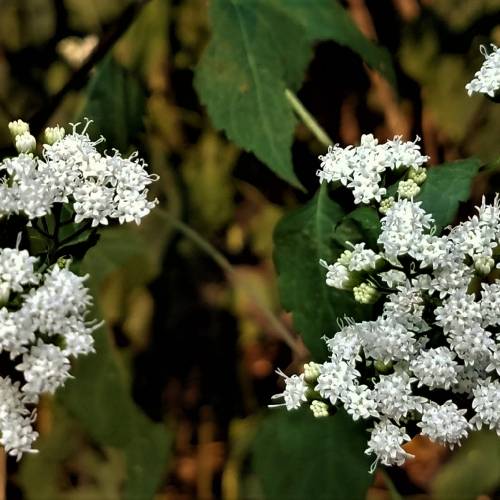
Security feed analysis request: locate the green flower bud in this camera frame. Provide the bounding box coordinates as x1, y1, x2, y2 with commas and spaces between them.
310, 400, 329, 418
397, 179, 420, 199
353, 282, 379, 304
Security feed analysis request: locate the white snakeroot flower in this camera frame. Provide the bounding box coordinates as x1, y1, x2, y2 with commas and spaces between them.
365, 420, 413, 467
373, 371, 426, 422
378, 269, 406, 288
315, 360, 359, 405
347, 243, 381, 272
0, 247, 38, 294
341, 384, 379, 421
378, 199, 433, 259
0, 248, 99, 458
0, 377, 38, 460
435, 290, 482, 336
472, 379, 500, 433
16, 341, 72, 396
325, 325, 362, 363
466, 45, 500, 97
410, 347, 458, 389
0, 119, 157, 225
275, 140, 500, 469
362, 318, 416, 363
481, 282, 500, 327
321, 260, 354, 290
418, 401, 470, 448
270, 370, 308, 410
317, 135, 428, 205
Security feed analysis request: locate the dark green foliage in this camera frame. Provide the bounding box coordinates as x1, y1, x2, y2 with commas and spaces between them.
253, 409, 373, 500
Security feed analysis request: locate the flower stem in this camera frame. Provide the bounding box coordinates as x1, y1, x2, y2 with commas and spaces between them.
285, 89, 332, 147
157, 209, 308, 358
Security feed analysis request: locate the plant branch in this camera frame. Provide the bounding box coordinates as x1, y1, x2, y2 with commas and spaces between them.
157, 209, 308, 358
29, 0, 151, 135
285, 89, 332, 148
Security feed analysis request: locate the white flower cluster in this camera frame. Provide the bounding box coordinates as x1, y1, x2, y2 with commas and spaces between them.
316, 134, 429, 204
0, 246, 99, 459
274, 131, 500, 468
1, 120, 158, 226
466, 45, 500, 98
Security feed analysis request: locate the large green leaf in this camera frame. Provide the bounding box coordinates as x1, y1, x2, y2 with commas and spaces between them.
253, 409, 372, 500
195, 0, 395, 189
59, 226, 170, 500
195, 0, 307, 188
270, 0, 395, 86
417, 158, 481, 231
273, 185, 364, 359
78, 57, 146, 152
433, 430, 500, 500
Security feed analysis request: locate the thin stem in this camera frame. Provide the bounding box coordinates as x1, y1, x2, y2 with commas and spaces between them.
285, 89, 332, 147
157, 209, 307, 358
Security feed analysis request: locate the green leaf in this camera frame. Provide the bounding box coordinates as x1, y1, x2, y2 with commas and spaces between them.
195, 0, 307, 188
417, 158, 481, 231
59, 226, 170, 500
333, 206, 381, 249
433, 430, 500, 500
78, 57, 146, 152
253, 409, 372, 500
274, 185, 365, 359
270, 0, 396, 86
196, 0, 395, 189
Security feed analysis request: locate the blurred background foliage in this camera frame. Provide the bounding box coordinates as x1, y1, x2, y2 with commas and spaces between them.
1, 0, 500, 499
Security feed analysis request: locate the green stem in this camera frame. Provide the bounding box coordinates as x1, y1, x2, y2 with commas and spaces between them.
285, 89, 332, 147
157, 209, 307, 358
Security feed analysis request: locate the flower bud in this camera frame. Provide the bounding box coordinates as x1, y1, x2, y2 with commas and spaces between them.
379, 196, 394, 215
44, 125, 65, 145
310, 400, 329, 418
304, 362, 321, 383
353, 282, 379, 304
337, 249, 352, 266
474, 255, 495, 275
397, 179, 420, 199
15, 132, 36, 153
408, 166, 427, 185
8, 119, 29, 137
